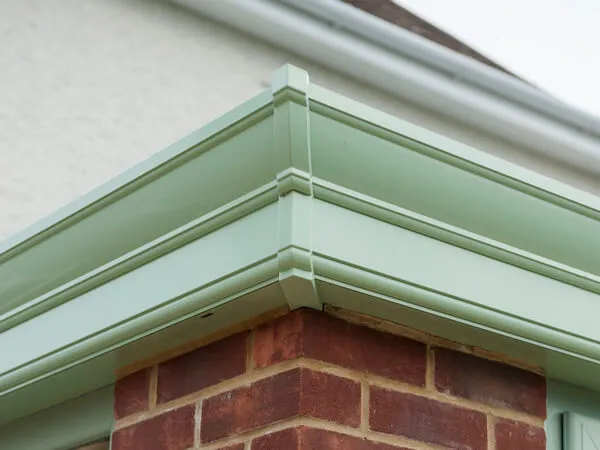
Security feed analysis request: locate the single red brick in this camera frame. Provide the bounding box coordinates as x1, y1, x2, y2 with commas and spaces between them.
111, 405, 195, 450
434, 348, 546, 417
252, 427, 299, 449
157, 331, 248, 403
201, 369, 300, 443
370, 386, 487, 450
253, 310, 426, 385
495, 419, 545, 450
201, 368, 360, 443
300, 369, 361, 428
114, 368, 151, 419
254, 310, 304, 367
216, 445, 245, 450
253, 426, 409, 449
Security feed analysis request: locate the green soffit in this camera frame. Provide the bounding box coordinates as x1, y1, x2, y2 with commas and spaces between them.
1, 65, 600, 426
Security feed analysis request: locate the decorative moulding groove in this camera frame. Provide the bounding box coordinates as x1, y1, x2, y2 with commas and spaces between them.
312, 178, 600, 295
307, 87, 600, 221
0, 183, 279, 333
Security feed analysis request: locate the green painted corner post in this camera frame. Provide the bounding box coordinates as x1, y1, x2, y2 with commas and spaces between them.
272, 65, 320, 311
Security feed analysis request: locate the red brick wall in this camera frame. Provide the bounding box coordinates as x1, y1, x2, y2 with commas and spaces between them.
111, 309, 546, 450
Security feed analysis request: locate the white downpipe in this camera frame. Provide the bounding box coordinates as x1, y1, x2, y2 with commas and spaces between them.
173, 0, 600, 176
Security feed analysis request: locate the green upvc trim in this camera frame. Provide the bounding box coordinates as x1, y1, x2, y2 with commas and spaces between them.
0, 385, 113, 450
562, 413, 600, 449
309, 199, 600, 362
0, 183, 278, 332
313, 178, 600, 295
308, 102, 600, 279
308, 84, 600, 217
0, 92, 275, 318
548, 381, 600, 450
0, 204, 279, 393
272, 67, 319, 310
2, 65, 600, 427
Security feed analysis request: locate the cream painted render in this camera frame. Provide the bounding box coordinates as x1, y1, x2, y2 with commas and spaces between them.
2, 0, 598, 240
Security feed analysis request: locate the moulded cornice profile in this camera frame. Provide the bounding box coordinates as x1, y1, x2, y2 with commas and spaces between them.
2, 65, 600, 427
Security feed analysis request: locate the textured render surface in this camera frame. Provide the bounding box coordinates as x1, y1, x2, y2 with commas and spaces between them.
111, 309, 546, 450
1, 0, 597, 240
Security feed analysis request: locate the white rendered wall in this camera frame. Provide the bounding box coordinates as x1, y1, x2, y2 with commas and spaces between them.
1, 0, 597, 239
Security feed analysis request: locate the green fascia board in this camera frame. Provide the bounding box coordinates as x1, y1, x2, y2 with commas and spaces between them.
0, 90, 276, 323
0, 385, 113, 450
2, 65, 600, 425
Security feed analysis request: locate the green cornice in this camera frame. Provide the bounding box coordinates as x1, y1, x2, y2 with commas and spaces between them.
0, 91, 275, 318
2, 65, 600, 427
0, 386, 113, 450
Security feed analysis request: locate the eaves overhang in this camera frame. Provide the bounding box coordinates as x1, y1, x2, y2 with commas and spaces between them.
1, 65, 600, 427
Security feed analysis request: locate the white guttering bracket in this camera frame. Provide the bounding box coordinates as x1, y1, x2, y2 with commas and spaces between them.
172, 0, 600, 178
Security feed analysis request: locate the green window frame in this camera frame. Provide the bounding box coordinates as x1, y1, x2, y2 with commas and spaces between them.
548, 380, 600, 450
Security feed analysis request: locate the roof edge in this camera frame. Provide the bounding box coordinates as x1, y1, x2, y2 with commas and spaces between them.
173, 0, 600, 180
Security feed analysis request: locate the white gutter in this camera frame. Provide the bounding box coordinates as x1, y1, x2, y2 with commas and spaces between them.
171, 0, 600, 178
287, 0, 600, 134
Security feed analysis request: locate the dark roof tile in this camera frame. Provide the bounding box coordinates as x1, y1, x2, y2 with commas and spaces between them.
342, 0, 517, 76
